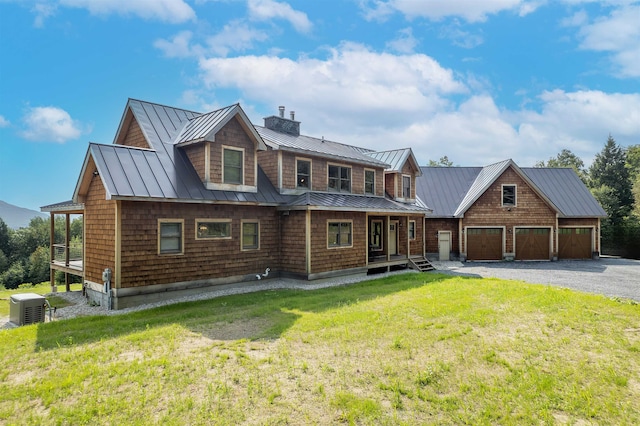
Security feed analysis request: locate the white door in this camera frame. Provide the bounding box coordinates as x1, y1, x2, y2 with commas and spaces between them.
438, 231, 451, 261
389, 221, 398, 255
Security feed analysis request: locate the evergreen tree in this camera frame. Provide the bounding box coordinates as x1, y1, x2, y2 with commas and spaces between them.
589, 135, 633, 225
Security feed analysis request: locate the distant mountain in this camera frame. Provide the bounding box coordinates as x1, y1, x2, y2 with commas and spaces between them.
0, 200, 48, 229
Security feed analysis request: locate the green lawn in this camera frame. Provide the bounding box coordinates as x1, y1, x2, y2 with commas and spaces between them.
1, 273, 638, 425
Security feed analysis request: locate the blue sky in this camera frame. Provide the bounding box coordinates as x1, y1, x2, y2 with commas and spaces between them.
0, 0, 639, 211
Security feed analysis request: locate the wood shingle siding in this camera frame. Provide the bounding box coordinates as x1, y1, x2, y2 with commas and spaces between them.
184, 143, 207, 183
280, 210, 307, 274
310, 211, 366, 274
118, 202, 280, 288
84, 172, 116, 285
121, 117, 150, 149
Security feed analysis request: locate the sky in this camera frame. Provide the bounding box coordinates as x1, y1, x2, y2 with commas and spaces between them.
0, 0, 639, 211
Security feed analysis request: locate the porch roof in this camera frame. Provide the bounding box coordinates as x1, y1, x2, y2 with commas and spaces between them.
40, 200, 84, 213
282, 191, 431, 214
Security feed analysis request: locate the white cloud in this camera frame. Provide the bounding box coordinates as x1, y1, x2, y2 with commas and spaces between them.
360, 0, 540, 23
575, 4, 640, 77
206, 20, 269, 57
21, 106, 86, 143
248, 0, 312, 33
59, 0, 196, 23
190, 43, 639, 168
386, 27, 419, 53
0, 115, 10, 128
31, 2, 57, 27
439, 20, 484, 48
154, 31, 200, 58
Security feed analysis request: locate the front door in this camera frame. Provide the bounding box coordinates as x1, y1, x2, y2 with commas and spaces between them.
438, 231, 451, 261
389, 221, 398, 255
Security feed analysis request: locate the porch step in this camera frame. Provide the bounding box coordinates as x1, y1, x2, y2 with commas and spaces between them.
409, 257, 435, 272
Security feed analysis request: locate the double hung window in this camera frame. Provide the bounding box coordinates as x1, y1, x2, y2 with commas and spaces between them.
328, 165, 351, 192
328, 222, 352, 248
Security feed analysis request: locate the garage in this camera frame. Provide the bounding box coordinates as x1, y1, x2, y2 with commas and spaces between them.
559, 228, 592, 259
467, 228, 502, 260
515, 228, 550, 260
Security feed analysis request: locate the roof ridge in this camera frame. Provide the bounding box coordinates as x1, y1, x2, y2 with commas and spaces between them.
128, 98, 202, 115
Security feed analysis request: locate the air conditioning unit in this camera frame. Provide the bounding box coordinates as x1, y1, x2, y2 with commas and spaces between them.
9, 293, 46, 326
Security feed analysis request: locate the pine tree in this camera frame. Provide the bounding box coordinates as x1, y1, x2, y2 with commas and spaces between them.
589, 135, 633, 225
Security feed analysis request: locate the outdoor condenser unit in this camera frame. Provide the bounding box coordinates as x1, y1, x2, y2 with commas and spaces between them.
9, 293, 45, 326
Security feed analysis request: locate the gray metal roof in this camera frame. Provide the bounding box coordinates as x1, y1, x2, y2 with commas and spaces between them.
417, 161, 606, 218
284, 191, 430, 214
41, 200, 85, 213
255, 126, 389, 168
174, 104, 238, 145
522, 168, 607, 217
366, 149, 422, 176
82, 143, 288, 205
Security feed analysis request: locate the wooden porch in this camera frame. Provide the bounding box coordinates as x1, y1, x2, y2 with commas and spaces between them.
43, 203, 85, 292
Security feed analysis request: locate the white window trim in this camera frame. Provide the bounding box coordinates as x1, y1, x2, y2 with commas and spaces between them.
327, 162, 352, 193
327, 220, 353, 249
501, 184, 517, 207
158, 219, 185, 256
364, 168, 376, 195
296, 157, 312, 189
241, 219, 260, 251
195, 219, 232, 240
222, 145, 245, 186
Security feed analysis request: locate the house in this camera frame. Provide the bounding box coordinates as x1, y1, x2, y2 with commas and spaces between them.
42, 99, 430, 309
417, 160, 607, 262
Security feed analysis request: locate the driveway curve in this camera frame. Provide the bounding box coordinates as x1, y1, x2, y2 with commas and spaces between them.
432, 257, 640, 302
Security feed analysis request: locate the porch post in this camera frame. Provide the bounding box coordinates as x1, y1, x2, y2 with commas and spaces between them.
406, 216, 410, 259
50, 212, 56, 292
65, 213, 71, 291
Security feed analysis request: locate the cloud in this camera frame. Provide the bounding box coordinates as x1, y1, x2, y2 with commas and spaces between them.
206, 20, 269, 57
360, 0, 540, 23
20, 106, 86, 143
31, 2, 57, 27
197, 42, 466, 130
154, 31, 200, 58
386, 27, 419, 53
59, 0, 196, 23
0, 115, 10, 128
571, 4, 640, 77
248, 0, 312, 33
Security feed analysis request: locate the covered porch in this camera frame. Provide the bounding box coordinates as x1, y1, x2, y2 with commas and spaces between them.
41, 201, 85, 292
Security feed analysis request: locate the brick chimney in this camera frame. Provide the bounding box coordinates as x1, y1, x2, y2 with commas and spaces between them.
264, 106, 300, 136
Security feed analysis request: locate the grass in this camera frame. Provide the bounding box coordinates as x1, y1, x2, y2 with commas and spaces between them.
0, 282, 82, 317
1, 273, 639, 425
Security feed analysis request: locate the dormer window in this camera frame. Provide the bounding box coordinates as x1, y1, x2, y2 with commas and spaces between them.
502, 184, 516, 207
402, 175, 411, 199
297, 159, 311, 189
328, 165, 351, 193
365, 169, 375, 195
223, 147, 243, 184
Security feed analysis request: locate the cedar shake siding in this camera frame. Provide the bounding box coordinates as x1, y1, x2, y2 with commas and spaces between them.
84, 175, 116, 285
184, 143, 207, 183
118, 202, 280, 289
279, 210, 307, 275
409, 215, 424, 255
209, 117, 257, 187
120, 117, 150, 149
425, 219, 459, 257
461, 167, 556, 255
385, 173, 396, 198
257, 149, 279, 190
401, 162, 417, 200
310, 211, 367, 275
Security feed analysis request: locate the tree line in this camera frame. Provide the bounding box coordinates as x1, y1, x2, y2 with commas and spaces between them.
0, 216, 83, 289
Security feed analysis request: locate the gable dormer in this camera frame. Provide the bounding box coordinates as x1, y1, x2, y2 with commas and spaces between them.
367, 148, 421, 203
113, 108, 151, 149
177, 104, 267, 193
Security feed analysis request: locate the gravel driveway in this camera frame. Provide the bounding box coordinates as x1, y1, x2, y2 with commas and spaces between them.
432, 256, 640, 302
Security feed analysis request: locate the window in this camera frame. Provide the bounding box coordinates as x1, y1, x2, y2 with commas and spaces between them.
159, 220, 183, 254
196, 220, 231, 239
223, 148, 243, 184
328, 221, 352, 248
370, 220, 382, 250
402, 175, 411, 199
502, 185, 516, 206
409, 220, 416, 240
365, 170, 375, 195
241, 221, 259, 250
297, 159, 311, 189
328, 165, 351, 192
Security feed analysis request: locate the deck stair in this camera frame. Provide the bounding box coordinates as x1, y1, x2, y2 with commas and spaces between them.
409, 256, 435, 272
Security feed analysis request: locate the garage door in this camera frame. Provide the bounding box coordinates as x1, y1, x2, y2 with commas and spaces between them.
559, 228, 592, 259
515, 228, 550, 260
467, 228, 502, 260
